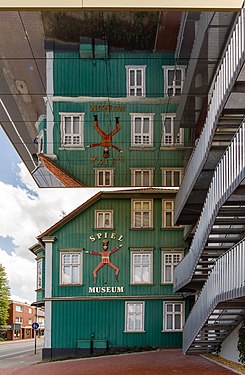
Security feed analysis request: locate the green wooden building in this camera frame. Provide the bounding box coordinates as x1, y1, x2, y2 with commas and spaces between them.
30, 188, 188, 360
33, 38, 187, 187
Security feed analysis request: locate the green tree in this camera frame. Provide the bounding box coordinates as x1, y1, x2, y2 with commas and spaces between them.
0, 264, 11, 327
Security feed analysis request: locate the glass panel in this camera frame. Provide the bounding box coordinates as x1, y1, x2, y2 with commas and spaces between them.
73, 117, 80, 133
136, 88, 142, 96
174, 304, 181, 312
105, 171, 111, 185
135, 118, 142, 133
175, 314, 181, 330
136, 69, 142, 85
173, 171, 180, 186
63, 255, 70, 264
134, 201, 142, 210
104, 212, 111, 227
135, 171, 142, 186
128, 316, 134, 330
142, 265, 150, 282
129, 70, 135, 86
135, 212, 141, 227
143, 171, 150, 186
130, 88, 135, 96
98, 171, 103, 185
135, 304, 142, 313
165, 265, 172, 282
134, 266, 141, 282
175, 88, 181, 95
143, 118, 149, 133
97, 212, 103, 227
135, 315, 142, 330
166, 212, 172, 226
63, 266, 71, 283
64, 117, 71, 133
168, 70, 174, 85
166, 304, 173, 312
127, 304, 135, 313
142, 212, 150, 227
166, 171, 172, 186
143, 201, 150, 209
134, 254, 141, 264
164, 118, 172, 133
165, 201, 173, 210
175, 70, 182, 85
71, 266, 79, 283
166, 314, 173, 330
72, 254, 79, 264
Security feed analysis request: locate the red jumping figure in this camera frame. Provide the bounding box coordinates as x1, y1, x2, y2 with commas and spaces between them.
86, 115, 122, 158
86, 239, 122, 284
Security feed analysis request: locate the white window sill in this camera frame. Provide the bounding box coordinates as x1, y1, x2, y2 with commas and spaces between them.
59, 147, 85, 150
129, 147, 155, 151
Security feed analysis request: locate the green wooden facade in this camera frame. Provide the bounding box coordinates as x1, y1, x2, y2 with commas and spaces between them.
35, 39, 188, 187
32, 189, 188, 360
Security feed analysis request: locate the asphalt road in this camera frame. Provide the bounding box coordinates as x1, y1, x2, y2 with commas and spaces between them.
0, 338, 44, 368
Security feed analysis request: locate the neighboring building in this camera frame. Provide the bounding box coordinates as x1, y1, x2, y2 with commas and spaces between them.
32, 38, 188, 187
6, 301, 36, 340
173, 8, 245, 363
30, 188, 188, 360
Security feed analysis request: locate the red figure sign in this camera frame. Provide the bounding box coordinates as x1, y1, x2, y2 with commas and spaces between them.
86, 115, 122, 158
86, 239, 122, 284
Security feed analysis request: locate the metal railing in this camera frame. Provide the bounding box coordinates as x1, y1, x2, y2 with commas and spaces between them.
183, 239, 245, 353
174, 121, 245, 292
175, 9, 245, 222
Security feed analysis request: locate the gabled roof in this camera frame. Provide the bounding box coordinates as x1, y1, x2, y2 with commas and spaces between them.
37, 187, 174, 241
38, 154, 84, 188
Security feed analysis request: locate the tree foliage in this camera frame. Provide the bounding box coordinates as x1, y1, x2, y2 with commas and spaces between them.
0, 264, 11, 327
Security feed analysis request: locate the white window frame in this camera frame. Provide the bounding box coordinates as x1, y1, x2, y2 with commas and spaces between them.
131, 250, 153, 284
163, 302, 184, 332
161, 168, 183, 187
38, 129, 44, 154
131, 168, 154, 187
95, 168, 114, 187
162, 200, 175, 228
126, 66, 146, 97
131, 113, 154, 147
125, 301, 145, 332
95, 210, 113, 229
131, 199, 153, 228
60, 112, 85, 148
163, 66, 185, 97
16, 305, 23, 312
28, 308, 32, 314
28, 319, 32, 325
161, 114, 183, 146
60, 252, 82, 285
161, 251, 183, 284
15, 317, 23, 323
37, 259, 42, 290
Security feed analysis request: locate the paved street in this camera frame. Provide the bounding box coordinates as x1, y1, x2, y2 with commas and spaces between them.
0, 349, 237, 375
0, 338, 43, 368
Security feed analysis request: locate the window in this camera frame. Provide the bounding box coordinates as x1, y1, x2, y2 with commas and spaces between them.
16, 305, 23, 312
60, 253, 82, 285
95, 169, 114, 187
15, 317, 23, 323
38, 130, 44, 153
162, 200, 175, 227
126, 66, 146, 97
162, 251, 183, 283
131, 169, 153, 187
28, 319, 32, 324
163, 66, 185, 96
132, 200, 153, 228
163, 302, 184, 331
125, 302, 144, 332
161, 114, 183, 146
37, 259, 42, 290
95, 210, 113, 229
60, 113, 84, 147
131, 251, 153, 284
131, 114, 154, 147
162, 169, 183, 187
28, 308, 32, 314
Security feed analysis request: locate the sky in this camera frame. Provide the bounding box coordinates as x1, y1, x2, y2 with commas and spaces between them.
0, 126, 97, 304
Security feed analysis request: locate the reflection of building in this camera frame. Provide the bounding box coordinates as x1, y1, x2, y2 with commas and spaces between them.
30, 189, 188, 360
6, 301, 36, 340
173, 8, 245, 364
33, 38, 188, 187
